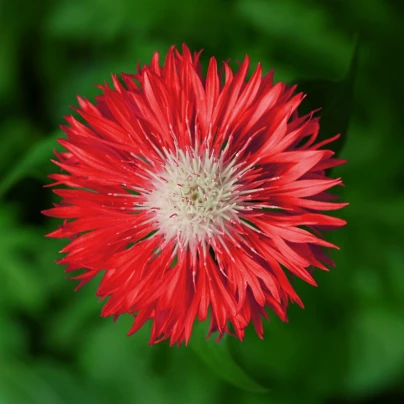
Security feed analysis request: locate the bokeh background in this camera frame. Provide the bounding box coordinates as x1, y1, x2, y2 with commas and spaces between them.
1, 0, 404, 403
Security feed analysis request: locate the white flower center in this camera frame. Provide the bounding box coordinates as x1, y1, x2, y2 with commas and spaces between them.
145, 147, 249, 254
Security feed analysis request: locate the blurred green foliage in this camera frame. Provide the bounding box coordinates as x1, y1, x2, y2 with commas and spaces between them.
1, 0, 404, 403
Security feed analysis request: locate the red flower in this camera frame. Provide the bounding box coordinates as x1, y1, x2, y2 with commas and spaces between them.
43, 44, 347, 346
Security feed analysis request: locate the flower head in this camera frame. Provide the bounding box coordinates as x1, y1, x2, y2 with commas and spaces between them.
43, 44, 347, 345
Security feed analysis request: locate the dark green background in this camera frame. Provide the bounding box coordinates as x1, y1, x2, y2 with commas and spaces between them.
1, 0, 403, 403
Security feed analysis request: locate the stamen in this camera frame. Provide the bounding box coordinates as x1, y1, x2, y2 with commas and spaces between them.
142, 148, 260, 254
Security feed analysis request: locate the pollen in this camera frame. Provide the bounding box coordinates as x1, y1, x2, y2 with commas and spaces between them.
145, 147, 246, 252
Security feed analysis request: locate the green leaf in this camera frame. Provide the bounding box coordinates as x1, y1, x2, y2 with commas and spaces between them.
33, 360, 102, 404
0, 132, 62, 197
45, 0, 163, 41
189, 322, 269, 393
0, 206, 47, 312
45, 287, 100, 350
344, 306, 404, 395
296, 35, 359, 157
0, 358, 65, 404
0, 311, 26, 356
